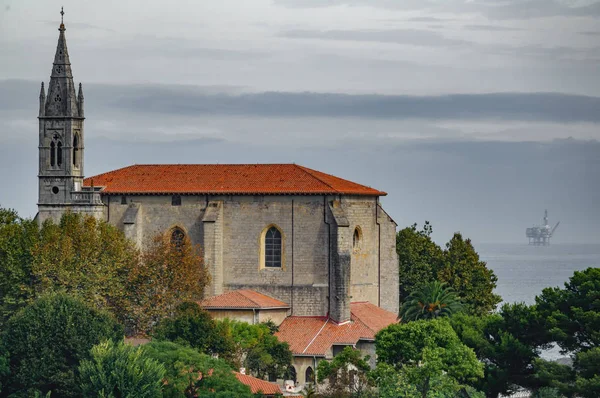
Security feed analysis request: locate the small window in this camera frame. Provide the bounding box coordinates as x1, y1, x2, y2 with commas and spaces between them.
305, 367, 315, 384
287, 366, 297, 383
170, 228, 185, 250
353, 227, 362, 251
73, 134, 80, 167
121, 195, 127, 205
172, 195, 181, 206
52, 186, 59, 194
265, 226, 282, 268
50, 142, 56, 166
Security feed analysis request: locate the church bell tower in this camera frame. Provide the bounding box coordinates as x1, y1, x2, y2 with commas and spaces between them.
37, 9, 103, 224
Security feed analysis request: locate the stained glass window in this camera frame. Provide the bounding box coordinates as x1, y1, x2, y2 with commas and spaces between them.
265, 226, 282, 268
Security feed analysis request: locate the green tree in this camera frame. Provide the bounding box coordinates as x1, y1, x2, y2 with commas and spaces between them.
0, 293, 123, 397
400, 281, 463, 322
0, 351, 8, 394
0, 207, 37, 326
142, 341, 254, 398
438, 233, 501, 315
450, 304, 551, 398
531, 359, 575, 397
79, 340, 165, 398
396, 222, 444, 302
574, 347, 600, 398
536, 267, 600, 353
152, 302, 235, 361
316, 346, 373, 397
218, 319, 292, 380
376, 319, 483, 397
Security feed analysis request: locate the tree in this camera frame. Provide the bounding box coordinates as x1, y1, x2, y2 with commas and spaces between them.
127, 234, 210, 334
535, 267, 600, 353
573, 347, 600, 398
218, 319, 292, 380
396, 222, 444, 302
0, 207, 37, 326
79, 340, 165, 398
0, 293, 123, 397
376, 319, 484, 398
316, 346, 373, 397
400, 281, 463, 322
152, 302, 235, 361
142, 341, 254, 398
438, 233, 501, 316
0, 351, 8, 394
449, 304, 551, 398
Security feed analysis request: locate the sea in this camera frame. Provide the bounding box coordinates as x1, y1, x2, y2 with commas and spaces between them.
478, 243, 600, 360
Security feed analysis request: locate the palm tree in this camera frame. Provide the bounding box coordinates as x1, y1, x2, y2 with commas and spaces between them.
400, 281, 463, 322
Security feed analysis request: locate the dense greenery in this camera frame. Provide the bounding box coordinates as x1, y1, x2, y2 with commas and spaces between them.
399, 280, 463, 321
142, 341, 254, 398
79, 340, 165, 398
0, 293, 123, 397
316, 346, 373, 397
397, 223, 501, 315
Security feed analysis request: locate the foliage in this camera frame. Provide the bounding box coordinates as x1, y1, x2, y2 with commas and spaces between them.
127, 234, 210, 334
0, 351, 8, 394
79, 340, 165, 398
31, 212, 138, 327
152, 302, 235, 361
438, 233, 501, 316
450, 304, 551, 398
400, 280, 463, 321
0, 293, 123, 397
396, 223, 501, 316
376, 319, 483, 397
535, 267, 600, 353
142, 341, 254, 398
531, 359, 575, 398
0, 207, 37, 326
396, 222, 444, 302
573, 347, 600, 398
316, 346, 373, 397
532, 387, 563, 398
217, 319, 292, 379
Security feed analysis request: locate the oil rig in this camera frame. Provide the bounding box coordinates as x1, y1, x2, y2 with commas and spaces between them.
526, 210, 560, 246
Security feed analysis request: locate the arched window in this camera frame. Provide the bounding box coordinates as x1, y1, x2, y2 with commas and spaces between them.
170, 227, 185, 250
57, 141, 63, 166
305, 367, 315, 384
73, 134, 80, 167
50, 141, 56, 166
264, 226, 282, 268
353, 227, 362, 251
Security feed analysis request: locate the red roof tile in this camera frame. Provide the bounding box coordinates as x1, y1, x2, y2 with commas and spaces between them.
234, 372, 282, 395
82, 164, 386, 196
275, 302, 399, 356
199, 289, 289, 309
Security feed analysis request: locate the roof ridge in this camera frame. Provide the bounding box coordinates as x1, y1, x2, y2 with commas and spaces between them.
295, 165, 340, 194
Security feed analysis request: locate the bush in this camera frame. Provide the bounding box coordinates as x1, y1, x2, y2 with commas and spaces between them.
79, 340, 165, 398
0, 293, 123, 397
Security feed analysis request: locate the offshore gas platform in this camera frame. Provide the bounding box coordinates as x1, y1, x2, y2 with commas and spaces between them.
526, 210, 560, 246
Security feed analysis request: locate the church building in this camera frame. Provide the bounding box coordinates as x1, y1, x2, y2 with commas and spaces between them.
37, 14, 400, 384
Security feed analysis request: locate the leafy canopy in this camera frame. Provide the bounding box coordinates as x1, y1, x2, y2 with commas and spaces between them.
0, 293, 123, 397
316, 346, 373, 397
79, 340, 165, 398
400, 280, 463, 322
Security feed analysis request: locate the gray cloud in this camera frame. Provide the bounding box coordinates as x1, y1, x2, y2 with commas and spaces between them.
464, 24, 524, 32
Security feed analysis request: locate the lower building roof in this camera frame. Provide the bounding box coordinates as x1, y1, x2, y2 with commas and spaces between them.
199, 289, 290, 310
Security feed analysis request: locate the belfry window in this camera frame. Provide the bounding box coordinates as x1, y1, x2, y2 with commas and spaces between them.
73, 134, 80, 167
56, 141, 63, 166
264, 226, 282, 268
50, 141, 56, 166
170, 228, 185, 250
353, 227, 362, 251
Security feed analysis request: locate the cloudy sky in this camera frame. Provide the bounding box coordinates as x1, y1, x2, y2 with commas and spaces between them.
0, 0, 599, 244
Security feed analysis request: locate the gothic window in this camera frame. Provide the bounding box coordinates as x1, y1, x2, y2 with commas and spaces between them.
172, 195, 181, 206
353, 227, 362, 251
50, 141, 56, 166
57, 141, 63, 166
305, 367, 315, 384
287, 366, 297, 383
73, 134, 80, 167
264, 226, 282, 268
170, 227, 185, 250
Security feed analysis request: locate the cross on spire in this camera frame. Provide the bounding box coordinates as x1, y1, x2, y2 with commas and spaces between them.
61, 7, 64, 24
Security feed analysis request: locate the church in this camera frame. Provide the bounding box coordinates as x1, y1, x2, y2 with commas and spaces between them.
36, 14, 399, 386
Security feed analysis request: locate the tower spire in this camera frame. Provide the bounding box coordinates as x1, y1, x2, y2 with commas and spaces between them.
60, 7, 65, 30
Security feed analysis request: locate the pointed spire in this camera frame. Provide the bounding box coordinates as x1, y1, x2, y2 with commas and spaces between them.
44, 7, 79, 117
78, 83, 84, 117
39, 82, 46, 117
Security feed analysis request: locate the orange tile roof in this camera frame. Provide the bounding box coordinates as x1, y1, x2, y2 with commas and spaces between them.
275, 302, 399, 356
234, 372, 282, 395
199, 289, 289, 309
82, 164, 386, 196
